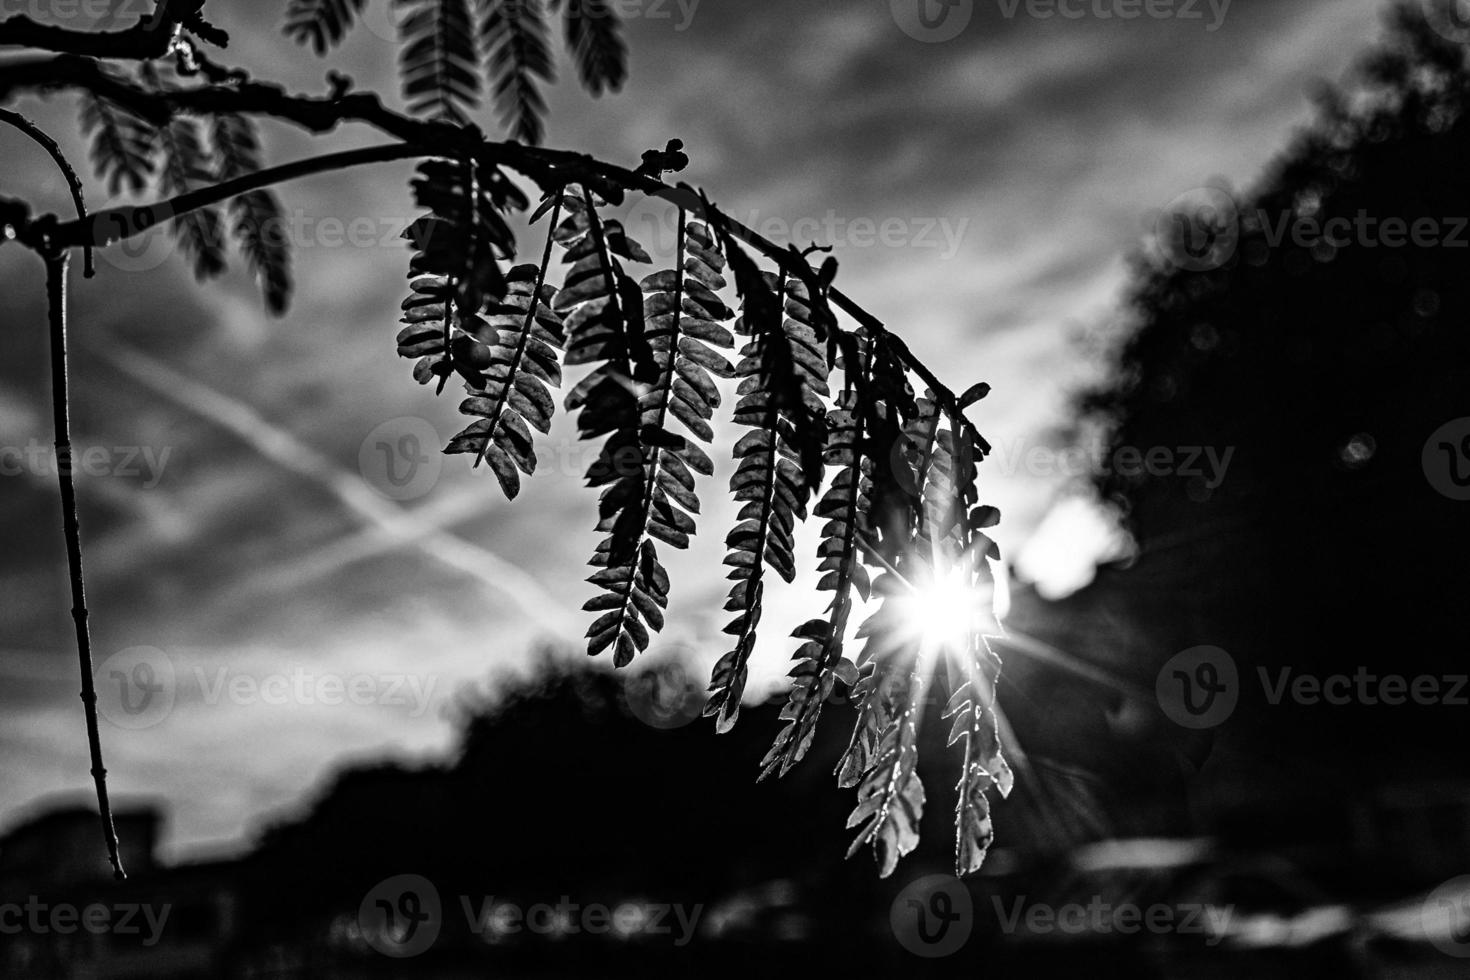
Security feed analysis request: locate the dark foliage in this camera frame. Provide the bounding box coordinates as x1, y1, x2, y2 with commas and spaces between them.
397, 0, 482, 123
283, 0, 623, 143
1076, 6, 1470, 778
78, 88, 155, 195
284, 0, 368, 54
212, 113, 292, 315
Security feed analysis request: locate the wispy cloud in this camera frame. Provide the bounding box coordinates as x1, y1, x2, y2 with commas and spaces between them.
100, 343, 575, 632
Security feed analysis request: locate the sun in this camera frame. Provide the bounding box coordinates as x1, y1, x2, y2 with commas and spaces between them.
896, 563, 990, 655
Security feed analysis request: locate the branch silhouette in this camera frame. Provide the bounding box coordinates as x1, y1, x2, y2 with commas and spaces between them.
48, 250, 126, 881
0, 0, 1008, 880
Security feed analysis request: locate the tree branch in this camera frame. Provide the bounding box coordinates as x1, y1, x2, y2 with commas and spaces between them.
0, 55, 467, 145
0, 50, 991, 451
40, 143, 433, 251
0, 0, 208, 60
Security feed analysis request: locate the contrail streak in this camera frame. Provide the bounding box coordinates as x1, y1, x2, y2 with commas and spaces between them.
99, 343, 575, 636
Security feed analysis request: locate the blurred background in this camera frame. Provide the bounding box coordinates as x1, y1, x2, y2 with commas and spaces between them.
3, 0, 1470, 975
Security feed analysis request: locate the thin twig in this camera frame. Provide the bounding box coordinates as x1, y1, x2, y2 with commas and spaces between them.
42, 143, 432, 251
0, 107, 93, 275
45, 248, 126, 881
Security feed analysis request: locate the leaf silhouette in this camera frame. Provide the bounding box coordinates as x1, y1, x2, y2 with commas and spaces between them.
445, 261, 566, 499
556, 186, 652, 392
705, 255, 831, 733
555, 0, 626, 95
159, 115, 226, 280
481, 0, 555, 144
844, 660, 929, 878
213, 113, 292, 314
760, 340, 877, 779
946, 636, 1011, 876
781, 276, 838, 482
397, 157, 524, 394
839, 395, 1009, 877
631, 211, 734, 537
137, 64, 226, 279
856, 338, 920, 562
79, 88, 155, 196
410, 157, 522, 313
398, 0, 483, 122
284, 0, 367, 53
577, 212, 734, 664
547, 187, 679, 666
927, 414, 1011, 876
837, 497, 933, 875
836, 398, 938, 790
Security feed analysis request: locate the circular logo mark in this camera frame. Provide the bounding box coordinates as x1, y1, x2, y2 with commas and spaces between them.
892, 0, 974, 43
891, 874, 973, 957
94, 646, 176, 730
1423, 418, 1470, 501
1422, 876, 1470, 957
359, 417, 443, 501
623, 657, 705, 729
93, 202, 178, 274
359, 874, 442, 958
1153, 187, 1239, 272
624, 194, 681, 259
1156, 645, 1238, 729
889, 430, 926, 499
623, 187, 706, 259
359, 0, 408, 43
1422, 0, 1470, 43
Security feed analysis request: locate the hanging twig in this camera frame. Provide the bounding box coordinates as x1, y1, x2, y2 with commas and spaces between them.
2, 107, 121, 878
44, 248, 126, 881
51, 142, 432, 252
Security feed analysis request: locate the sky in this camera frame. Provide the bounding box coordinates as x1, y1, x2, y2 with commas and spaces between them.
0, 0, 1393, 858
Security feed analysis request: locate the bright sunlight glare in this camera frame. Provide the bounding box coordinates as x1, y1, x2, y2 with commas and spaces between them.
898, 564, 988, 654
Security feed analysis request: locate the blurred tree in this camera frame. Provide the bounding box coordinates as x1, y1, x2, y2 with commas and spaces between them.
1075, 3, 1470, 851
